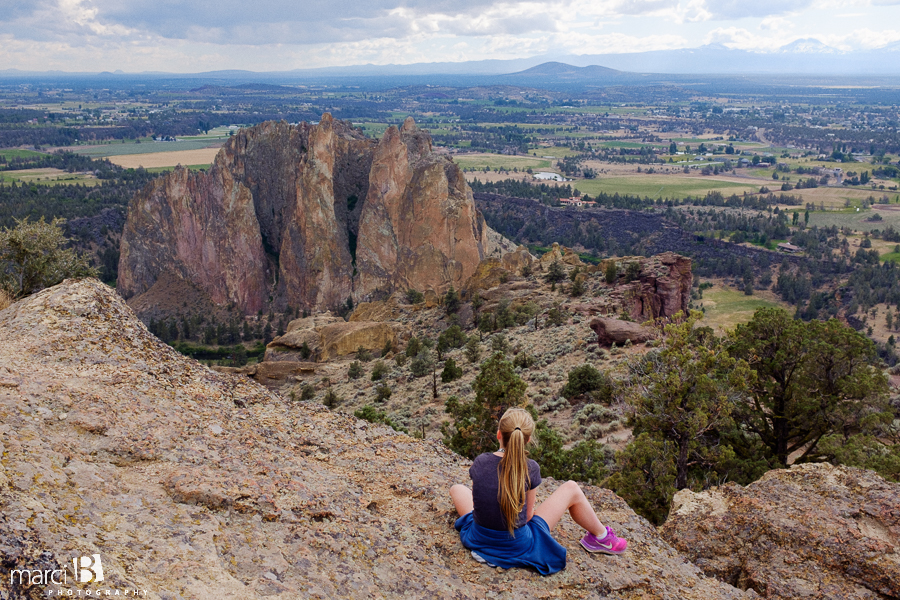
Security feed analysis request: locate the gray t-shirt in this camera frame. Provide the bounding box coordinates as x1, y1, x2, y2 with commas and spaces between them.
470, 452, 542, 531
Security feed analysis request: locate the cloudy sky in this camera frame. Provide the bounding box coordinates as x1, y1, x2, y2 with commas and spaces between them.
1, 0, 899, 72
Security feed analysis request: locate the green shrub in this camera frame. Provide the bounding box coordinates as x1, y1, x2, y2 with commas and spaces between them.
605, 261, 618, 285
348, 361, 363, 380
545, 259, 566, 284
374, 383, 392, 402
441, 357, 463, 382
406, 289, 424, 304
299, 383, 315, 401
545, 304, 567, 327
405, 337, 422, 357
355, 405, 408, 434
298, 341, 312, 359
371, 360, 389, 381
323, 388, 342, 408
513, 352, 535, 369
0, 217, 97, 298
465, 336, 481, 363
491, 333, 509, 355
444, 286, 461, 314
530, 417, 611, 486
410, 350, 434, 378
442, 352, 527, 458
356, 346, 372, 362
561, 364, 613, 401
438, 324, 467, 351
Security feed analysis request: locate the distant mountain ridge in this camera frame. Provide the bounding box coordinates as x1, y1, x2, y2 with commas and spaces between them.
2, 41, 900, 80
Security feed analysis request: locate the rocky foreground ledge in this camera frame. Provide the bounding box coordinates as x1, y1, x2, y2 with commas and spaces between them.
0, 280, 893, 599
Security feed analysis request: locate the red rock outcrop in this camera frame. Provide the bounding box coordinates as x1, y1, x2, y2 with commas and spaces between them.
660, 463, 900, 599
597, 252, 691, 322
355, 117, 488, 299
590, 317, 655, 347
119, 116, 492, 316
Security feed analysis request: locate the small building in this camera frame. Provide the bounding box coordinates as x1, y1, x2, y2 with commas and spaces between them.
559, 197, 596, 208
534, 172, 566, 182
777, 243, 801, 253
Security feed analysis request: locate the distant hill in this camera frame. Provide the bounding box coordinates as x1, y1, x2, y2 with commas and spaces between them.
510, 62, 621, 77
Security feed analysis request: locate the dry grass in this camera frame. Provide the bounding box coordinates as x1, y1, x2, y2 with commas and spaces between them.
107, 148, 221, 169
0, 288, 13, 311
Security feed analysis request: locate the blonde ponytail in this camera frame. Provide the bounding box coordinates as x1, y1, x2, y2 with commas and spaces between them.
497, 408, 535, 536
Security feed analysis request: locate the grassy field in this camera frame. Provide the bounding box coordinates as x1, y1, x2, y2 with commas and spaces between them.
572, 175, 756, 199
67, 139, 224, 158
807, 205, 900, 232
528, 146, 581, 158
454, 154, 550, 171
107, 148, 221, 169
697, 284, 787, 332
0, 149, 46, 160
0, 168, 101, 186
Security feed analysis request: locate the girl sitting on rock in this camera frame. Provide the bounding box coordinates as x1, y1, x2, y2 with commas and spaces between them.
449, 407, 627, 575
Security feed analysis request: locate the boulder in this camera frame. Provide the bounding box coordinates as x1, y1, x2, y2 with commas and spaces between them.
0, 279, 756, 599
501, 245, 535, 275
660, 463, 900, 599
318, 321, 397, 361
540, 242, 584, 268
590, 317, 654, 347
465, 258, 510, 293
349, 297, 401, 322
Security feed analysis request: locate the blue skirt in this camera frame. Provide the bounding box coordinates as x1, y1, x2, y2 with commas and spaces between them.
454, 512, 567, 575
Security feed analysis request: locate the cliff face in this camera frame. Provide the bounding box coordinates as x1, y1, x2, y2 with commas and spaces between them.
119, 116, 488, 315
0, 279, 756, 600
356, 117, 487, 298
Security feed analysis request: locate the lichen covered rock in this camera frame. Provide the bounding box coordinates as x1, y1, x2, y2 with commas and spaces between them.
660, 463, 900, 599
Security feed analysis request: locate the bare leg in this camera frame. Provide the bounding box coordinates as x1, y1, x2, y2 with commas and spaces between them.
450, 484, 474, 516
534, 480, 604, 537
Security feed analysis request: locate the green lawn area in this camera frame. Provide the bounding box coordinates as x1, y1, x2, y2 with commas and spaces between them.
596, 141, 653, 149
880, 251, 900, 263
527, 146, 581, 158
0, 171, 101, 186
454, 155, 550, 170
572, 175, 756, 200
0, 149, 46, 160
808, 207, 900, 232
697, 285, 787, 332
66, 139, 222, 157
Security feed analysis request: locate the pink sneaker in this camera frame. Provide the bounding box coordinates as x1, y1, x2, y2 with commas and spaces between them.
580, 526, 627, 555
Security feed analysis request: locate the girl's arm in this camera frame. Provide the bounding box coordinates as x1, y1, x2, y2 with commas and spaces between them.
525, 488, 537, 522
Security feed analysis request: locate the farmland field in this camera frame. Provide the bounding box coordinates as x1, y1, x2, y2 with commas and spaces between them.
107, 148, 221, 169
454, 153, 550, 171
572, 175, 756, 199
697, 284, 788, 332
0, 167, 100, 186
67, 139, 225, 158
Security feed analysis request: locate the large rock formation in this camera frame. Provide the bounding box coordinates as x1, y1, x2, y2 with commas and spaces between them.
356, 117, 488, 298
609, 252, 692, 322
119, 116, 490, 316
0, 279, 755, 599
660, 463, 900, 599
